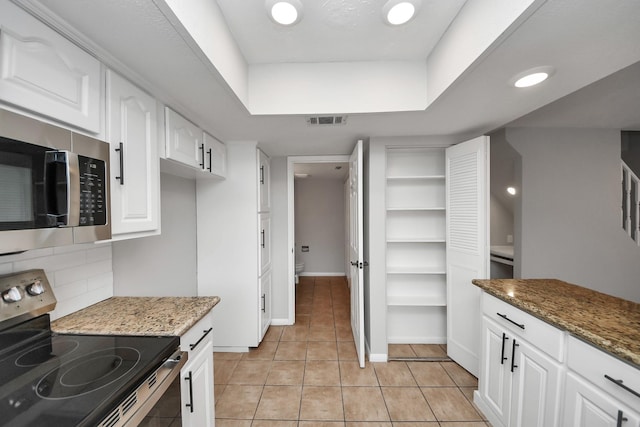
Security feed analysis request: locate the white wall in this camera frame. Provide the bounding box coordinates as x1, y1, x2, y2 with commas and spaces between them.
295, 177, 346, 275
507, 127, 640, 302
490, 195, 514, 246
112, 173, 197, 296
0, 243, 113, 320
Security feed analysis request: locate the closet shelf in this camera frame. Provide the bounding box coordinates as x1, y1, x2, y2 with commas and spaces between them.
386, 207, 446, 212
387, 295, 447, 307
386, 238, 445, 243
386, 175, 445, 180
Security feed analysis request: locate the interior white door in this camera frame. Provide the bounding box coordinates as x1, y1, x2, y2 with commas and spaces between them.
445, 135, 489, 377
349, 140, 365, 368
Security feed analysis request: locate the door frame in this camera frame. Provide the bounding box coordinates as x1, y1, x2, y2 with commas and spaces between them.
287, 155, 350, 324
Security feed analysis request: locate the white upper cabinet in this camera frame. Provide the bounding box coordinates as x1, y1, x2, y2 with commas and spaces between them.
258, 149, 270, 212
106, 70, 160, 237
203, 131, 226, 178
0, 2, 101, 133
165, 107, 203, 169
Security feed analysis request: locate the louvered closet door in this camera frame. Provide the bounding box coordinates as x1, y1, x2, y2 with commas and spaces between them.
445, 136, 489, 377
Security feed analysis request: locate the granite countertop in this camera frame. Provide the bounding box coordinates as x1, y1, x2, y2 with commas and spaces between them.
51, 296, 221, 337
472, 279, 640, 367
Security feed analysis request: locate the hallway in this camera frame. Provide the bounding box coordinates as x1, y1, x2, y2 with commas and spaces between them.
213, 276, 489, 426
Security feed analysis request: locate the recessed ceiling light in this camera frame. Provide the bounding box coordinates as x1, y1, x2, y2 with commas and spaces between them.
511, 66, 555, 88
267, 0, 302, 26
383, 0, 420, 26
507, 186, 517, 196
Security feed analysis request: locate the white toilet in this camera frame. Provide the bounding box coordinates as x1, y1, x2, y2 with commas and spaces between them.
295, 262, 304, 284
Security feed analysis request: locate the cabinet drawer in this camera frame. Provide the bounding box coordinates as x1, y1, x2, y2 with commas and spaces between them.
180, 310, 214, 354
483, 293, 564, 361
567, 335, 640, 410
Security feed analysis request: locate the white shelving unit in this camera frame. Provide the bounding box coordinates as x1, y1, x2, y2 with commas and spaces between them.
386, 147, 447, 344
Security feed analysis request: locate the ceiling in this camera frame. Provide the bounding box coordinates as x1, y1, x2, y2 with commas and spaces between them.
294, 162, 349, 180
215, 0, 467, 64
22, 0, 640, 157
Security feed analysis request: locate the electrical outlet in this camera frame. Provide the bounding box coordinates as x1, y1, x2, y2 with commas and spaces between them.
301, 246, 309, 252
507, 234, 513, 243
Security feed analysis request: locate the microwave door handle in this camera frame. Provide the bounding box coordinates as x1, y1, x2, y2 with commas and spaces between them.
45, 151, 79, 227
66, 152, 80, 226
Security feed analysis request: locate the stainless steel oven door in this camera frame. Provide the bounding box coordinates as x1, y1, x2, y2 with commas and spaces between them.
98, 350, 188, 427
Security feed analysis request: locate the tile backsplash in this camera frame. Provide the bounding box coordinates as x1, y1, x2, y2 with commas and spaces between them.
0, 242, 113, 320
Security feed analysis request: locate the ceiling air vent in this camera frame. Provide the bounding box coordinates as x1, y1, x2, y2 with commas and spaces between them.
306, 115, 347, 126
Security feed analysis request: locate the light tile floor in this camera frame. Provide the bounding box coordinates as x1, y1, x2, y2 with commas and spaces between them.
214, 276, 490, 426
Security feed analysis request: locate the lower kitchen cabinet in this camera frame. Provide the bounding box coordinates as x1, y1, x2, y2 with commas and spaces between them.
476, 291, 640, 427
564, 373, 640, 427
180, 310, 215, 427
476, 294, 563, 427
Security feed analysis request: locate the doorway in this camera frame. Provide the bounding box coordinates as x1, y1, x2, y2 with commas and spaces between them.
287, 155, 350, 325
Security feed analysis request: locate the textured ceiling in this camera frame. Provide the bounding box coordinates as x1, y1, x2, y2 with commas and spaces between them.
215, 0, 467, 63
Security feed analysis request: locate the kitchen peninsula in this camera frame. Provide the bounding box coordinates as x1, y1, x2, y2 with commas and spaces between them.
52, 296, 221, 427
472, 278, 639, 427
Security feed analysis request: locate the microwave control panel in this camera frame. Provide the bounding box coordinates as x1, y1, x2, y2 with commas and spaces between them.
78, 155, 106, 226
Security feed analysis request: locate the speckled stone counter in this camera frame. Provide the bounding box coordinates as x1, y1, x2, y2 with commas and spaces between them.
51, 296, 221, 337
472, 279, 639, 367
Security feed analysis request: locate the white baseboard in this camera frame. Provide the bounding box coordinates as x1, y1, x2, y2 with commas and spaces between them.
299, 272, 346, 277
368, 353, 388, 362
212, 346, 248, 353
270, 318, 293, 326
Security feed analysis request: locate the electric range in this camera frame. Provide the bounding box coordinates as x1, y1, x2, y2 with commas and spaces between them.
0, 269, 186, 427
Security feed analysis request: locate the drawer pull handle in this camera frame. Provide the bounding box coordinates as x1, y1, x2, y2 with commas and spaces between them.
617, 410, 628, 427
605, 374, 640, 399
511, 340, 519, 372
500, 333, 509, 365
497, 312, 525, 330
189, 327, 213, 351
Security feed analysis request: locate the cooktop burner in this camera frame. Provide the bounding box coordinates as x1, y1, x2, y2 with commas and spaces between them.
0, 315, 179, 427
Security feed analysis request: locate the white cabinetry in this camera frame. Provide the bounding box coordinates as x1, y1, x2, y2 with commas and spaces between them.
106, 70, 160, 238
165, 107, 203, 169
196, 142, 271, 349
476, 294, 563, 427
164, 107, 226, 178
180, 311, 215, 427
257, 149, 272, 341
0, 2, 101, 133
385, 147, 447, 343
563, 336, 640, 427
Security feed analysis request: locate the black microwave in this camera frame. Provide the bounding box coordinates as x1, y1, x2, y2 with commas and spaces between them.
0, 109, 111, 254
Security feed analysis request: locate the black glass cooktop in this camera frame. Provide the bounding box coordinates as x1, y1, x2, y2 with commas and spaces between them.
0, 315, 179, 427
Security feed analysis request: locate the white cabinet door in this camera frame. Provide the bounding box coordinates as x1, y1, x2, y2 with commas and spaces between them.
106, 70, 159, 236
479, 317, 512, 427
564, 373, 640, 427
204, 131, 226, 177
510, 338, 562, 427
165, 107, 203, 169
0, 2, 101, 133
259, 271, 272, 340
181, 338, 214, 427
258, 149, 270, 212
445, 135, 489, 377
259, 213, 272, 275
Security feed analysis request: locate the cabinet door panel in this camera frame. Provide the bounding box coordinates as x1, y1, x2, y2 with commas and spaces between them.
510, 338, 562, 427
204, 131, 226, 177
106, 71, 159, 235
259, 213, 272, 275
165, 107, 203, 169
258, 149, 270, 212
479, 317, 511, 425
259, 272, 272, 340
181, 339, 214, 427
0, 2, 100, 132
564, 373, 640, 427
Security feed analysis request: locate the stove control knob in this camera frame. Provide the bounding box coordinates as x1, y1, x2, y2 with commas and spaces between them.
2, 287, 22, 303
27, 280, 45, 296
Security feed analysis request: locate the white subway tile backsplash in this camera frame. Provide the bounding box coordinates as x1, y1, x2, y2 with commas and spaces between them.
0, 243, 114, 320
